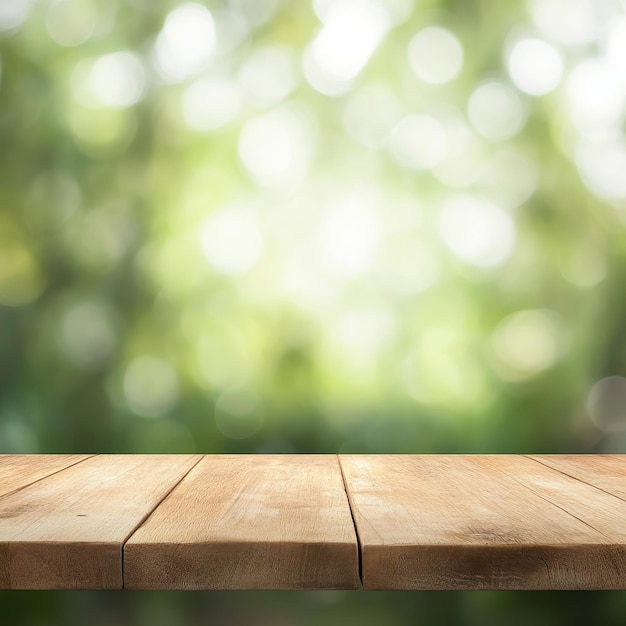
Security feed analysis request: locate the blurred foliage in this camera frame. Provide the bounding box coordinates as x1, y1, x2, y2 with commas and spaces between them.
2, 0, 626, 623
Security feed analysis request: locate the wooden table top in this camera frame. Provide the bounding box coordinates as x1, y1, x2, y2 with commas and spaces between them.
1, 454, 625, 590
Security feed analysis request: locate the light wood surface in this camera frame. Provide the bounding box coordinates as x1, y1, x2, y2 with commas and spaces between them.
0, 454, 200, 589
529, 454, 626, 501
3, 454, 626, 590
124, 455, 359, 590
0, 454, 93, 498
339, 455, 626, 590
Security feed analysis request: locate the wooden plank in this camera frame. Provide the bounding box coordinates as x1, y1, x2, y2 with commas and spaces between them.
529, 454, 626, 501
124, 455, 359, 590
0, 454, 200, 589
0, 454, 93, 498
473, 455, 626, 558
340, 455, 626, 590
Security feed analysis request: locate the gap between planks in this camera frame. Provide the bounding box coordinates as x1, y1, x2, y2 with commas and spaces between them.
338, 456, 363, 586
523, 454, 626, 505
0, 454, 203, 589
0, 454, 97, 502
119, 455, 205, 589
498, 456, 620, 542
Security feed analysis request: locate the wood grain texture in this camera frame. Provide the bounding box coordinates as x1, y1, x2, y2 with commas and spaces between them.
0, 455, 93, 498
529, 454, 626, 501
124, 455, 359, 590
340, 455, 626, 590
0, 454, 200, 589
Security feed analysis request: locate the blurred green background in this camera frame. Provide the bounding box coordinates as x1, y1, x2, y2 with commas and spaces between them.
2, 0, 626, 622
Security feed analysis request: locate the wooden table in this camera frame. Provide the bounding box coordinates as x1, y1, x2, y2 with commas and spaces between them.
1, 454, 626, 590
